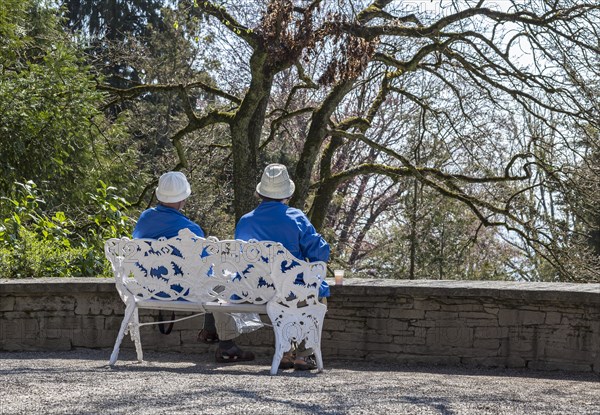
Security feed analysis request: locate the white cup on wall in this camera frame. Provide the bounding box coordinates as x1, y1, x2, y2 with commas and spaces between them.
334, 269, 344, 285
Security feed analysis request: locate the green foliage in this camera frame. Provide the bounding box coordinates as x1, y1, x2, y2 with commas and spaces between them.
0, 0, 128, 207
0, 228, 96, 279
0, 180, 134, 278
0, 0, 145, 279
84, 180, 134, 247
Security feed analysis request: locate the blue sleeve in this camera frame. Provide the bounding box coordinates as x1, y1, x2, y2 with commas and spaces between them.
319, 280, 330, 298
297, 216, 330, 297
298, 219, 330, 263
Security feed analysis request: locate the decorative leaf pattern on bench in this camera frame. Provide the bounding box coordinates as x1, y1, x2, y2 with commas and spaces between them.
104, 229, 325, 307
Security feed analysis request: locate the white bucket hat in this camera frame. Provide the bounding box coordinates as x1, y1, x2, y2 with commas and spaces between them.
256, 163, 295, 199
155, 171, 191, 203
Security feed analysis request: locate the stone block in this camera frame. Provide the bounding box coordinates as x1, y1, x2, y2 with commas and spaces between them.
504, 356, 527, 368
0, 319, 21, 339
323, 341, 368, 356
544, 344, 590, 362
323, 318, 346, 332
0, 296, 15, 311
544, 311, 562, 325
483, 306, 499, 315
0, 311, 29, 320
43, 315, 105, 330
356, 308, 390, 318
474, 327, 508, 339
323, 332, 368, 345
566, 329, 594, 352
343, 320, 368, 331
104, 316, 127, 331
413, 299, 441, 311
498, 309, 519, 326
458, 312, 497, 320
44, 329, 63, 339
386, 320, 409, 333
326, 310, 367, 321
74, 295, 119, 316
366, 318, 390, 331
389, 309, 425, 320
427, 326, 473, 348
364, 333, 394, 343
21, 319, 40, 339
42, 316, 75, 330
417, 318, 463, 328
463, 319, 501, 327
14, 296, 75, 312
365, 341, 403, 353
473, 338, 500, 350
442, 304, 485, 312
500, 337, 534, 354
425, 310, 459, 320
519, 310, 545, 325
410, 320, 438, 328
451, 346, 497, 358
72, 329, 117, 348
517, 306, 541, 311
394, 332, 426, 345
169, 314, 204, 331
30, 337, 73, 351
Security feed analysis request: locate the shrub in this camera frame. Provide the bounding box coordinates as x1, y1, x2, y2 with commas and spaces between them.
0, 180, 133, 278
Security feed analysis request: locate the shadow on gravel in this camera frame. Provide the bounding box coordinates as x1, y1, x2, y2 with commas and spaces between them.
325, 358, 600, 383
2, 349, 598, 384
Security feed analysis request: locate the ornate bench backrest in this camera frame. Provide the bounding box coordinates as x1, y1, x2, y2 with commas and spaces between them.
104, 228, 326, 307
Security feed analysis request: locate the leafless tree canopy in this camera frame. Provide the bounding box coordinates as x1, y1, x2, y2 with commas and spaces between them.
101, 0, 600, 281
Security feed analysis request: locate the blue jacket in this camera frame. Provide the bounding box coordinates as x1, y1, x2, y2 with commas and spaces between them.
133, 205, 205, 239
235, 201, 330, 297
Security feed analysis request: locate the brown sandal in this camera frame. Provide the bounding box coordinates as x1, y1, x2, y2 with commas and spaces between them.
294, 355, 317, 371
215, 345, 255, 363
279, 351, 295, 370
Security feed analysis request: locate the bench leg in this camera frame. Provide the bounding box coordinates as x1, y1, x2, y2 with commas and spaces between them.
313, 324, 325, 373
312, 304, 326, 373
270, 328, 288, 376
267, 302, 326, 375
109, 301, 136, 366
130, 307, 143, 363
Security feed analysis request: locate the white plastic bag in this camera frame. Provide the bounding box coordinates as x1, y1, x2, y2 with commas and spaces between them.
230, 312, 264, 334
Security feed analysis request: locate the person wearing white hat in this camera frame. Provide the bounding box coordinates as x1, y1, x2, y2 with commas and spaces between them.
133, 171, 201, 239
133, 171, 255, 363
234, 163, 330, 371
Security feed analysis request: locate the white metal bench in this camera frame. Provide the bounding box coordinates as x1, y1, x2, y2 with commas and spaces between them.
104, 228, 328, 375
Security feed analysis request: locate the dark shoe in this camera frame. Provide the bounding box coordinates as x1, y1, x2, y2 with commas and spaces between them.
294, 355, 317, 371
279, 351, 295, 370
197, 329, 219, 344
215, 345, 255, 363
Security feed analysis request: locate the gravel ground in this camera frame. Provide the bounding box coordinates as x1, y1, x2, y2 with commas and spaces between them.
0, 349, 598, 415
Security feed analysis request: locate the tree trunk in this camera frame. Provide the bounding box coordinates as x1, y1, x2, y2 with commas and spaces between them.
291, 81, 355, 210
408, 178, 419, 280
230, 51, 274, 221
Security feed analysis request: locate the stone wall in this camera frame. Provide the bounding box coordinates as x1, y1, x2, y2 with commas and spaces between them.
1, 278, 598, 373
